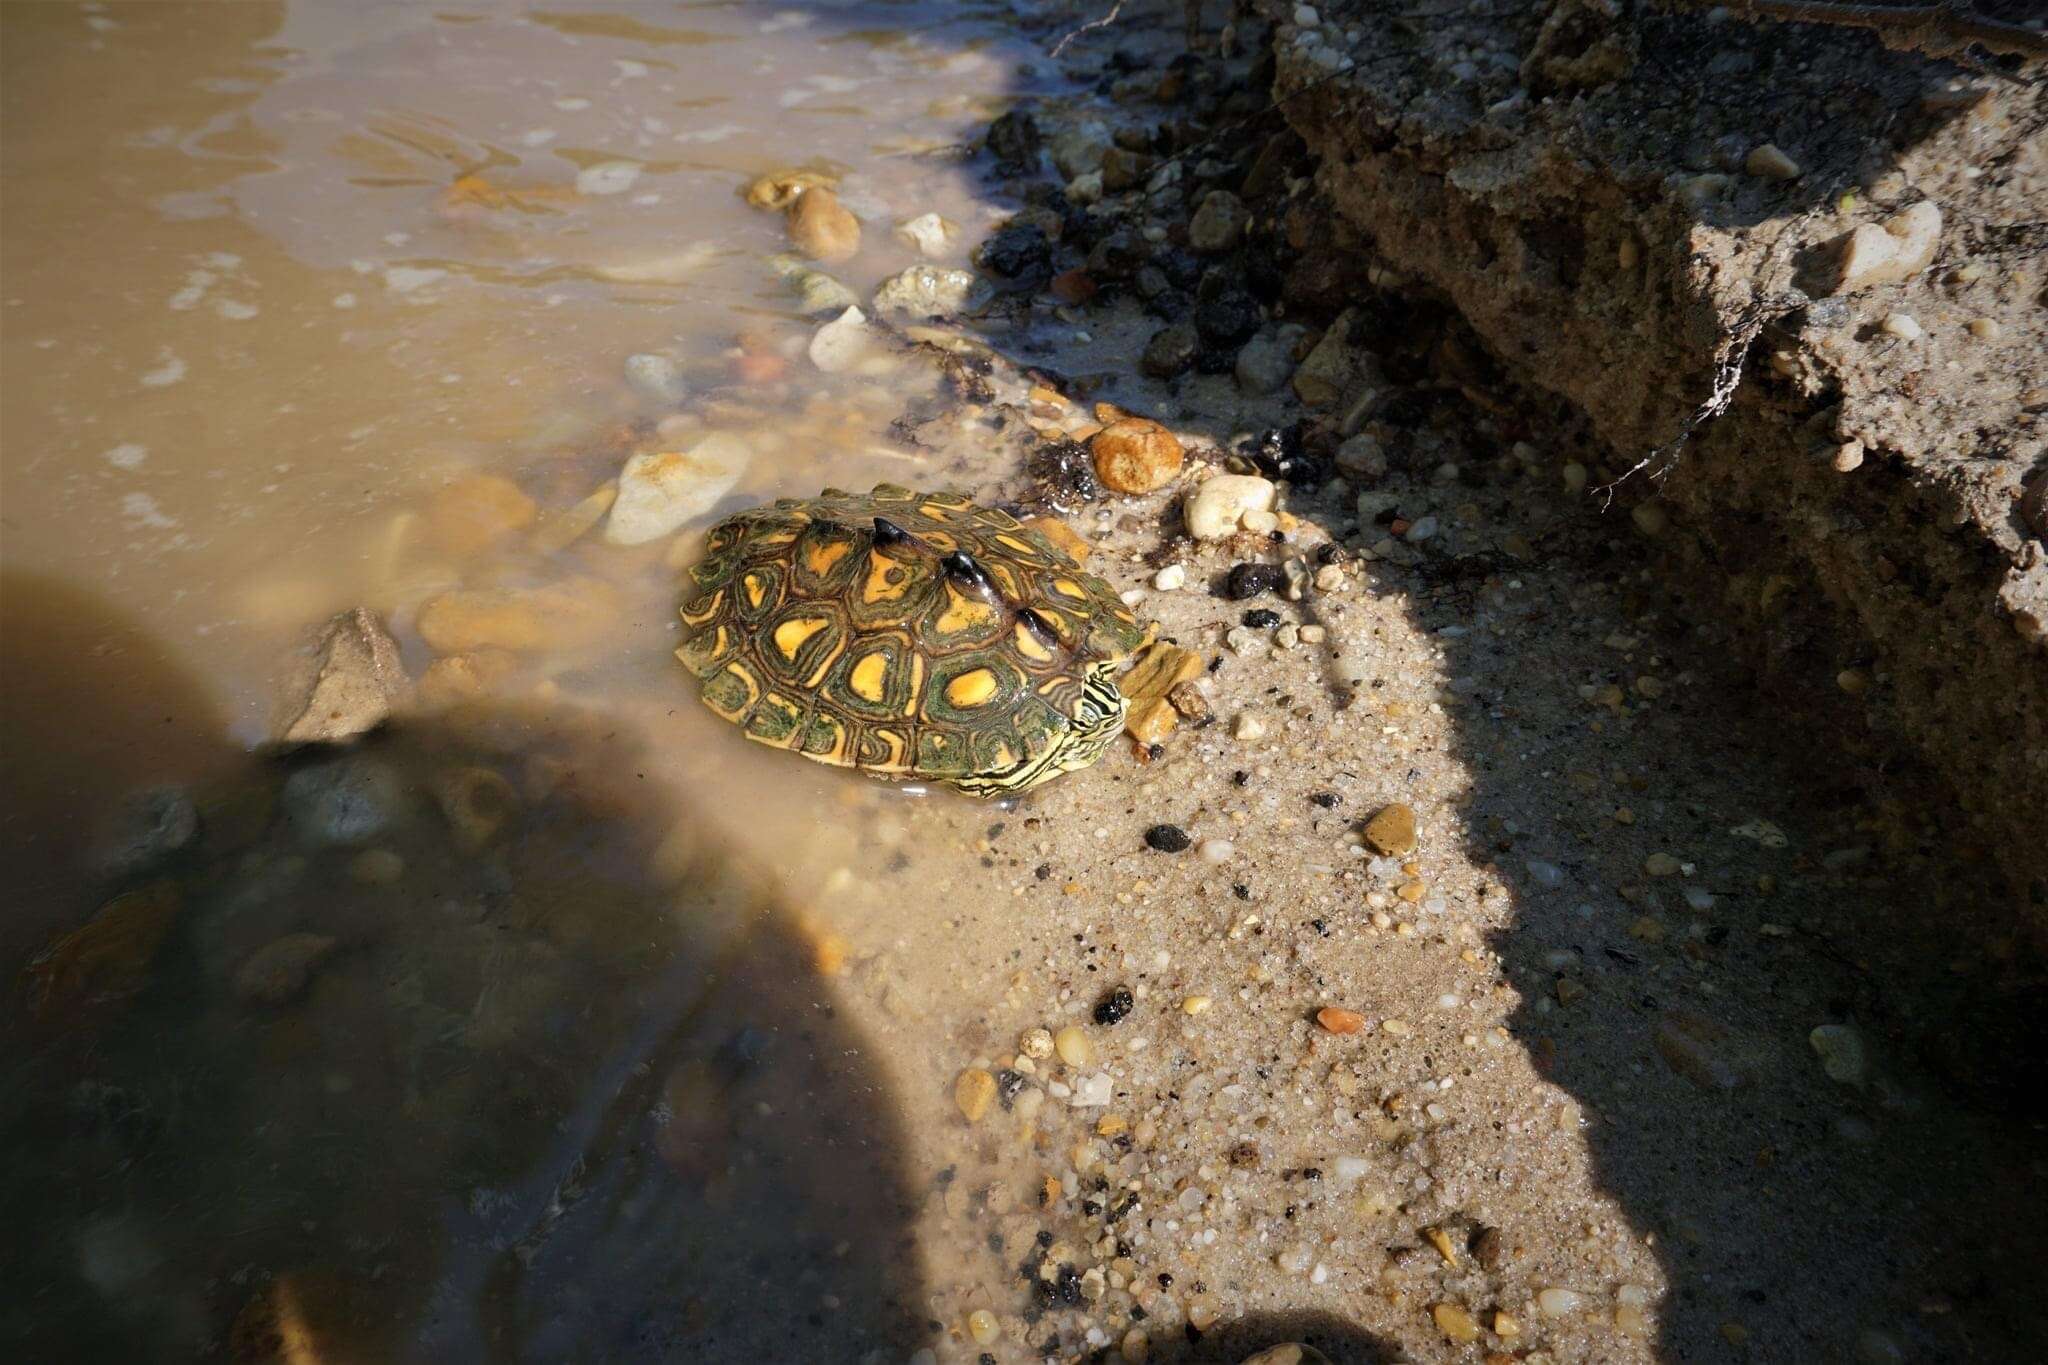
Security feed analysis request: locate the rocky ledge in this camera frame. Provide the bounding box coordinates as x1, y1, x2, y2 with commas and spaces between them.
1251, 0, 2047, 920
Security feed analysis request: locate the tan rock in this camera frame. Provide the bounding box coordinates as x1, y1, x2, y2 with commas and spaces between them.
274, 608, 412, 745
235, 933, 338, 1006
1316, 1006, 1365, 1034
1090, 417, 1184, 494
426, 473, 536, 558
954, 1067, 997, 1122
417, 650, 519, 706
432, 765, 519, 850
416, 577, 622, 654
1024, 514, 1091, 563
743, 168, 836, 212
1363, 802, 1417, 855
786, 187, 861, 263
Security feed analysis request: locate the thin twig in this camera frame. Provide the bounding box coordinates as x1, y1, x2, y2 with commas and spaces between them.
1050, 1, 1125, 59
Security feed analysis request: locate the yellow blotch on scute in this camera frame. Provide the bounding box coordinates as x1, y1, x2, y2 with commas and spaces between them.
1050, 578, 1089, 599
772, 616, 830, 660
743, 573, 770, 608
936, 591, 1000, 636
945, 668, 999, 708
1013, 621, 1054, 662
861, 559, 911, 604
803, 537, 852, 578
849, 651, 890, 702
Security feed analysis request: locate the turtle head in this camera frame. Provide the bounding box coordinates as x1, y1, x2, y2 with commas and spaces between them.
952, 660, 1127, 798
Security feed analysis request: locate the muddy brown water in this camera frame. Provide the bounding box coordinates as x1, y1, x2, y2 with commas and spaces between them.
7, 5, 2045, 1365
2, 2, 1053, 1358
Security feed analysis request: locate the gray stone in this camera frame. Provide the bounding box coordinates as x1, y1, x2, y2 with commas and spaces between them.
1141, 320, 1200, 379
1189, 190, 1250, 253
281, 756, 407, 846
95, 786, 199, 878
1235, 324, 1305, 395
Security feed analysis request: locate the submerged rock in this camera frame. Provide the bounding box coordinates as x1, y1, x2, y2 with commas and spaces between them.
281, 757, 406, 847
94, 787, 200, 878
234, 933, 338, 1006
622, 352, 689, 405
872, 265, 991, 320
786, 187, 860, 263
808, 305, 883, 374
273, 608, 412, 746
893, 212, 960, 258
416, 578, 623, 653
606, 434, 752, 544
769, 254, 860, 315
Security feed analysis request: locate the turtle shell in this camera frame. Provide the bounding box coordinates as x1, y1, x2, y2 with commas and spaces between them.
676, 484, 1150, 791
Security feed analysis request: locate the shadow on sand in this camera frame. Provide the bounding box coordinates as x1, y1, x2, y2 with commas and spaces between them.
1, 573, 927, 1362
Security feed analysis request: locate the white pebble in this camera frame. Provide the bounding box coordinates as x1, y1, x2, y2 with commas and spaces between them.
1198, 839, 1235, 864
1537, 1288, 1583, 1317
1404, 515, 1438, 543
1294, 4, 1321, 26
576, 161, 642, 196
1152, 564, 1186, 591
1233, 713, 1266, 741
1882, 312, 1922, 341
1241, 508, 1279, 534
1524, 858, 1565, 889
1184, 474, 1277, 540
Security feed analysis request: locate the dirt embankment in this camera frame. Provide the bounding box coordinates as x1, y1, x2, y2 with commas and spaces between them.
1240, 0, 2047, 925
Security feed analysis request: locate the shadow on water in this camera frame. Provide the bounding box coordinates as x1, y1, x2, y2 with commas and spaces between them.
1, 576, 926, 1362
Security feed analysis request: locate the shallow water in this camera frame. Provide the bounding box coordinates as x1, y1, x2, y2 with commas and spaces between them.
3, 2, 1072, 1357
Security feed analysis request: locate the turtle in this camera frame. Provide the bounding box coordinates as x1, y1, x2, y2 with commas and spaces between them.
676, 483, 1152, 796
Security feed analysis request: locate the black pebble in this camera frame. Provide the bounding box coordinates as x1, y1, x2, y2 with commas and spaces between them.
1225, 562, 1284, 600
1094, 986, 1135, 1025
1144, 824, 1192, 853
1310, 792, 1341, 808
1241, 608, 1281, 628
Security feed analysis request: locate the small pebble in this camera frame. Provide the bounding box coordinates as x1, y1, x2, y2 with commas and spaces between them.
1198, 838, 1235, 864
1431, 1303, 1480, 1344
1143, 824, 1191, 853
1882, 312, 1922, 341
1226, 562, 1286, 600
1021, 1027, 1055, 1060
1362, 803, 1417, 855
955, 1068, 997, 1122
967, 1309, 1000, 1345
1234, 714, 1267, 741
1643, 852, 1682, 877
1152, 564, 1186, 591
1316, 1006, 1365, 1034
1745, 143, 1801, 180
1181, 995, 1212, 1015
1968, 317, 2000, 341
1093, 986, 1135, 1025
1538, 1287, 1583, 1317
1055, 1025, 1094, 1067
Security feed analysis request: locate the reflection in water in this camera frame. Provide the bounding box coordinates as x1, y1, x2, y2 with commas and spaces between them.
3, 581, 923, 1360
